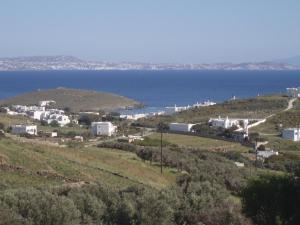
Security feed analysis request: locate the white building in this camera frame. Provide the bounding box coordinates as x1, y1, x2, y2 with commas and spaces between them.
257, 150, 279, 159
234, 162, 245, 167
91, 122, 117, 136
193, 100, 216, 108
48, 109, 65, 115
120, 113, 148, 120
11, 124, 37, 136
39, 100, 56, 107
282, 128, 300, 141
11, 105, 28, 112
287, 88, 300, 98
30, 110, 45, 120
26, 106, 45, 112
209, 116, 240, 129
46, 114, 70, 127
169, 123, 195, 132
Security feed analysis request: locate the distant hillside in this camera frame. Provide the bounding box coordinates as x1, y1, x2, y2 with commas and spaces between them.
0, 88, 139, 112
137, 95, 289, 127
0, 55, 299, 71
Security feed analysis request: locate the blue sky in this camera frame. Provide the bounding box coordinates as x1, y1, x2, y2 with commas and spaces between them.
0, 0, 299, 63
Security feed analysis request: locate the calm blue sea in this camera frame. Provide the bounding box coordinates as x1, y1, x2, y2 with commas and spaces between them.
0, 70, 299, 110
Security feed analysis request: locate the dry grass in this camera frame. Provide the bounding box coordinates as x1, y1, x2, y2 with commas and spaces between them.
0, 137, 176, 190
150, 132, 249, 152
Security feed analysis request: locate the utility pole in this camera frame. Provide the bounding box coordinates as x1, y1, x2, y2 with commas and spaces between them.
255, 140, 258, 170
160, 130, 163, 174
157, 122, 168, 175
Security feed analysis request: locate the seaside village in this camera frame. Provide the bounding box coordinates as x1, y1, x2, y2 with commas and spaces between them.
1, 87, 300, 165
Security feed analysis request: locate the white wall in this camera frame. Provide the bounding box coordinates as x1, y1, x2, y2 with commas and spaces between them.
169, 123, 195, 132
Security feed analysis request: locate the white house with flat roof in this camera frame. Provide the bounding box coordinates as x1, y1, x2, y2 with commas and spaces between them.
169, 123, 195, 132
282, 128, 300, 141
209, 116, 241, 129
29, 110, 45, 120
11, 124, 37, 136
91, 122, 117, 136
46, 114, 70, 127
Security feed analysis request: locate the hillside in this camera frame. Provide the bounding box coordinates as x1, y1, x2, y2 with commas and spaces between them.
0, 137, 176, 190
0, 55, 299, 71
0, 88, 139, 112
137, 95, 289, 127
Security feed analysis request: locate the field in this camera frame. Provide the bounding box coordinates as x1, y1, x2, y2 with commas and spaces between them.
0, 87, 139, 112
0, 137, 176, 190
150, 132, 250, 152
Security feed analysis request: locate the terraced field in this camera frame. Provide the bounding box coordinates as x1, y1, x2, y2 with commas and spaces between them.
0, 137, 177, 190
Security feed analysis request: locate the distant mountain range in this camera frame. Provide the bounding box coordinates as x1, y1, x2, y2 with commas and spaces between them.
0, 55, 299, 71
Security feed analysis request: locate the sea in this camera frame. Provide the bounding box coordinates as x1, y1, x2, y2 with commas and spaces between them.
0, 70, 299, 113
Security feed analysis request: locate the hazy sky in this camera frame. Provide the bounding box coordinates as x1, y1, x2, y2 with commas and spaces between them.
1, 0, 299, 63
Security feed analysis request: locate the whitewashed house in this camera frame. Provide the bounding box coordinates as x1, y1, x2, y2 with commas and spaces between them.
169, 123, 195, 132
39, 100, 56, 107
193, 100, 216, 108
91, 122, 117, 136
11, 105, 28, 113
120, 113, 148, 120
209, 116, 240, 129
30, 110, 45, 120
11, 124, 37, 136
26, 106, 45, 112
48, 109, 65, 115
46, 114, 70, 127
282, 128, 300, 141
287, 88, 300, 98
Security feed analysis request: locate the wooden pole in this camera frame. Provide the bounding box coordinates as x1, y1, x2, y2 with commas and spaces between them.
160, 131, 163, 174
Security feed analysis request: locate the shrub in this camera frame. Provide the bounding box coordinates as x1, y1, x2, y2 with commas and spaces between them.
0, 189, 81, 225
0, 122, 5, 130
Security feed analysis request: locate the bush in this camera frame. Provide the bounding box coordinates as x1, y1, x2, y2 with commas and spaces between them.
0, 122, 5, 130
242, 175, 300, 225
0, 189, 80, 225
134, 137, 170, 147
50, 120, 59, 127
97, 142, 137, 152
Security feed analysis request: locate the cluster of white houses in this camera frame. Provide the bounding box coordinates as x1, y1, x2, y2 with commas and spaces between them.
5, 101, 71, 127
11, 121, 117, 137
168, 117, 251, 133
167, 100, 217, 113
4, 101, 119, 137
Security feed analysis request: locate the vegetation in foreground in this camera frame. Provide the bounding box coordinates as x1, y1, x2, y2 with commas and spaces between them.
2, 130, 299, 225
0, 134, 255, 225
1, 94, 300, 224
